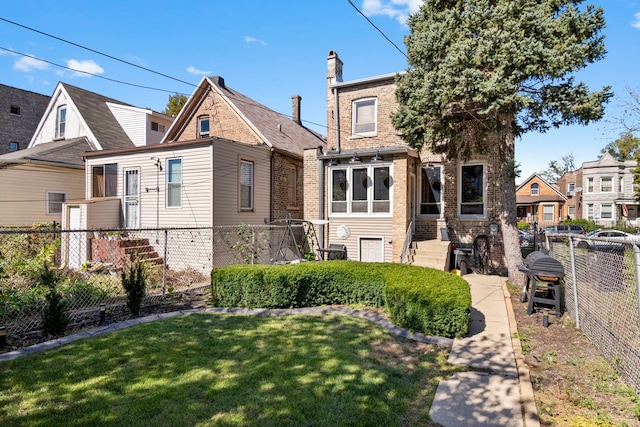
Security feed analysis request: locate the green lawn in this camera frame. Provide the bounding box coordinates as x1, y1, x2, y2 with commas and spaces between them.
0, 313, 458, 426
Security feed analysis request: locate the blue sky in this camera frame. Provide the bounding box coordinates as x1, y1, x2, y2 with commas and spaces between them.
1, 0, 638, 184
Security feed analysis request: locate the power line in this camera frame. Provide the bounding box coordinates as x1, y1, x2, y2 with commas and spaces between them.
346, 0, 408, 61
0, 47, 190, 96
0, 16, 196, 88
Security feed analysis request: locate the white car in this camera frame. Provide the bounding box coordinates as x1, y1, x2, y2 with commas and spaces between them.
575, 229, 640, 249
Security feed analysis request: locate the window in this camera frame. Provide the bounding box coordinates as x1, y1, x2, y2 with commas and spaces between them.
601, 204, 613, 219
601, 177, 613, 192
568, 205, 575, 218
352, 98, 376, 136
151, 121, 165, 132
420, 166, 442, 215
198, 116, 210, 138
240, 160, 254, 210
530, 183, 539, 196
56, 106, 67, 138
9, 142, 18, 152
91, 164, 118, 198
46, 192, 66, 214
329, 164, 392, 216
568, 182, 575, 193
587, 177, 594, 193
459, 164, 485, 217
10, 105, 20, 115
167, 158, 182, 207
587, 204, 594, 220
287, 164, 298, 208
542, 205, 554, 222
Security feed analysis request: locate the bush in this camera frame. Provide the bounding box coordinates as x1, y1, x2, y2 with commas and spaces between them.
122, 262, 147, 315
42, 265, 69, 337
211, 261, 470, 338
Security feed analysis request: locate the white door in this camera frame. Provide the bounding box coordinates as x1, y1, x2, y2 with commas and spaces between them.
359, 237, 384, 262
68, 206, 81, 269
124, 169, 140, 229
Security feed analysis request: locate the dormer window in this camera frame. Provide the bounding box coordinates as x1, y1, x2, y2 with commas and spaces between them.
352, 98, 377, 136
530, 183, 539, 196
56, 105, 67, 138
198, 116, 210, 138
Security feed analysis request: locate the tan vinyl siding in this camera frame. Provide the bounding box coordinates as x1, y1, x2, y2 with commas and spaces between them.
0, 164, 84, 226
326, 217, 393, 262
85, 199, 121, 229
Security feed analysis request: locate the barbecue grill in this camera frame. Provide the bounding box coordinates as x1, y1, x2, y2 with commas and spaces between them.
518, 251, 565, 318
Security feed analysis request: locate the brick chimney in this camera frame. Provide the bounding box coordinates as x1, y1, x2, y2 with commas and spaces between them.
292, 95, 301, 125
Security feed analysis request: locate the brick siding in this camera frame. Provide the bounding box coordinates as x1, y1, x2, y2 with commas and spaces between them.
0, 84, 50, 155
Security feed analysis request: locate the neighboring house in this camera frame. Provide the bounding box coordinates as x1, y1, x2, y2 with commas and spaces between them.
516, 173, 567, 228
62, 75, 324, 269
0, 84, 49, 155
0, 82, 172, 226
556, 168, 583, 221
304, 51, 506, 270
582, 152, 638, 228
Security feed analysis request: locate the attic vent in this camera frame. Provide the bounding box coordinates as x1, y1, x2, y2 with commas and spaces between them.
277, 124, 282, 132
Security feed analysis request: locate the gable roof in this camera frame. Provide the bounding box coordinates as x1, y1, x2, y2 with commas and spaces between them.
516, 172, 567, 203
164, 76, 325, 155
30, 83, 138, 151
0, 136, 90, 169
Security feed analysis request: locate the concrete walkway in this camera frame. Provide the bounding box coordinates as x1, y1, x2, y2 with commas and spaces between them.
430, 273, 539, 427
0, 274, 539, 426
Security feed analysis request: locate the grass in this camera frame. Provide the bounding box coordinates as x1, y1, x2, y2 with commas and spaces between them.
0, 313, 458, 426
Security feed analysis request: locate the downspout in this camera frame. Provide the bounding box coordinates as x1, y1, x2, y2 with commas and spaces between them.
333, 86, 341, 153
270, 147, 275, 223
318, 147, 325, 248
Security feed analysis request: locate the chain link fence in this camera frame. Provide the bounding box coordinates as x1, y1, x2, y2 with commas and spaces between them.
545, 233, 640, 393
0, 224, 312, 349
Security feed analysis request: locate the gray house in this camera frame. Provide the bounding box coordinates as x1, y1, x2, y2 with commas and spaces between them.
0, 84, 49, 155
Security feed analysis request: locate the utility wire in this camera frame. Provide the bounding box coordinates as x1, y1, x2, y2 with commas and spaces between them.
0, 47, 190, 96
0, 16, 197, 88
346, 0, 408, 61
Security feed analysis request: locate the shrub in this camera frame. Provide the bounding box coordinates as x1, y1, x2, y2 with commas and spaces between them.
122, 262, 147, 315
211, 261, 470, 338
42, 265, 69, 337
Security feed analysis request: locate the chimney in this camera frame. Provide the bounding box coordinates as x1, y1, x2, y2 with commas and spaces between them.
292, 95, 302, 125
211, 76, 225, 88
327, 50, 343, 83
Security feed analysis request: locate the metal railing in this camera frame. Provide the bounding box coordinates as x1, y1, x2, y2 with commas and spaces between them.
545, 232, 640, 393
400, 221, 413, 264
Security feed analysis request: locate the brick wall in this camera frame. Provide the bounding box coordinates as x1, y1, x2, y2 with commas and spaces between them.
0, 84, 50, 155
271, 152, 304, 221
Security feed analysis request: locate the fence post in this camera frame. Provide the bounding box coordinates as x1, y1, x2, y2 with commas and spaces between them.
251, 227, 256, 265
162, 229, 168, 298
634, 244, 640, 335
568, 235, 580, 328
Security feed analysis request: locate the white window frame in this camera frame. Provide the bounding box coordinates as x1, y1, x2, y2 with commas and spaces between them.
530, 183, 539, 196
198, 116, 210, 138
568, 205, 575, 218
568, 182, 575, 193
600, 204, 613, 219
239, 159, 254, 211
46, 191, 67, 214
601, 176, 613, 193
56, 105, 67, 138
151, 121, 165, 133
458, 162, 486, 219
91, 163, 118, 198
542, 204, 554, 222
328, 163, 393, 217
351, 97, 377, 137
587, 177, 594, 193
587, 204, 594, 220
166, 158, 182, 208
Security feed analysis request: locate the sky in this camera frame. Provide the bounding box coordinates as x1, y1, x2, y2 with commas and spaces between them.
1, 0, 639, 185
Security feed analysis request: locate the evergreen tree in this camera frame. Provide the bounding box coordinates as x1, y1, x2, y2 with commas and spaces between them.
600, 131, 640, 161
392, 0, 611, 283
163, 93, 188, 118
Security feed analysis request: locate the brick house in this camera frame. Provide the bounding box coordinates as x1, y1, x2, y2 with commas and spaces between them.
0, 84, 49, 155
556, 168, 583, 221
304, 51, 507, 271
516, 173, 567, 228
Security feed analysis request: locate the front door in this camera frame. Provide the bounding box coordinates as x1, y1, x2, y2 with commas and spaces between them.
68, 206, 81, 269
124, 169, 140, 228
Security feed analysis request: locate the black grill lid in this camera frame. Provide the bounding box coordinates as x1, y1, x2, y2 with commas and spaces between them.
521, 251, 565, 279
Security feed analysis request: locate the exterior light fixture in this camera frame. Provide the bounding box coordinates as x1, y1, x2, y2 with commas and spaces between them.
371, 151, 383, 162
327, 158, 338, 167
99, 303, 106, 325
349, 153, 361, 164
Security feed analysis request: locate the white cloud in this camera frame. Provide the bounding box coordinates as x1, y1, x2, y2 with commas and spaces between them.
244, 36, 267, 46
14, 54, 49, 72
67, 59, 104, 77
632, 12, 640, 29
187, 66, 212, 75
361, 0, 421, 25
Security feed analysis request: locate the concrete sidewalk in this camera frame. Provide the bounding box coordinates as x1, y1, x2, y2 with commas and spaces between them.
430, 273, 539, 427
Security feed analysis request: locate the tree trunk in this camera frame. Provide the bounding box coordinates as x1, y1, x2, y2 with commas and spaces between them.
498, 117, 526, 286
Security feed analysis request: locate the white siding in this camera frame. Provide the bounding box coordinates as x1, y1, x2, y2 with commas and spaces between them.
326, 217, 393, 262
0, 164, 84, 226
107, 103, 147, 147
31, 92, 87, 146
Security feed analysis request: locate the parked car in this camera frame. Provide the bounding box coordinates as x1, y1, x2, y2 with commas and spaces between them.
518, 229, 535, 247
542, 224, 586, 235
575, 229, 640, 249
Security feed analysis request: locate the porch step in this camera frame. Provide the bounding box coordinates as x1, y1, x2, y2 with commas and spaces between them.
409, 239, 451, 271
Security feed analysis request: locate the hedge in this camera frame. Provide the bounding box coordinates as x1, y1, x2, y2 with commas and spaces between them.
211, 261, 471, 339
